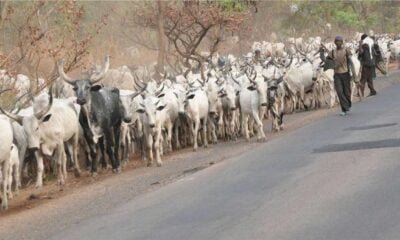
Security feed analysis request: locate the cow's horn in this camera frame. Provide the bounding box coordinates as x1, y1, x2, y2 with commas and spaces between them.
155, 83, 165, 96
57, 59, 75, 85
130, 83, 148, 100
90, 55, 110, 84
35, 88, 53, 119
0, 106, 23, 125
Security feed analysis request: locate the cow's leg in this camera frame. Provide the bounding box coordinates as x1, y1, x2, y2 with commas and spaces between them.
1, 161, 9, 210
252, 110, 266, 141
34, 151, 44, 188
166, 120, 173, 153
248, 117, 255, 137
218, 112, 224, 139
120, 125, 127, 165
140, 135, 146, 162
113, 124, 122, 172
125, 129, 132, 162
103, 129, 119, 173
159, 133, 164, 156
210, 117, 218, 144
174, 120, 181, 149
7, 162, 13, 199
14, 161, 20, 194
154, 130, 163, 167
55, 145, 65, 185
64, 142, 73, 171
62, 145, 68, 182
202, 117, 208, 148
192, 117, 200, 151
242, 113, 250, 141
69, 135, 81, 177
98, 138, 107, 170
146, 134, 154, 167
230, 111, 237, 141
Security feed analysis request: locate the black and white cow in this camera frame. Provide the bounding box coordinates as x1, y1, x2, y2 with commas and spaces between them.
58, 56, 125, 175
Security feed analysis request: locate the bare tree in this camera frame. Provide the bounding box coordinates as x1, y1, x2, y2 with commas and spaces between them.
0, 1, 109, 96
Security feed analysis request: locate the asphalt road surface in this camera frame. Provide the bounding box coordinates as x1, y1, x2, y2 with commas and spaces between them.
45, 80, 400, 240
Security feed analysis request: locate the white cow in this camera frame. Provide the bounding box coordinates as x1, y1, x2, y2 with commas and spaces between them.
185, 88, 209, 151
0, 115, 13, 210
119, 87, 146, 164
238, 73, 268, 141
0, 94, 82, 187
137, 96, 167, 167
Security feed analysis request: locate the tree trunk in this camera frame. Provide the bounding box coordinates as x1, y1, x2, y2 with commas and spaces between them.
155, 0, 166, 81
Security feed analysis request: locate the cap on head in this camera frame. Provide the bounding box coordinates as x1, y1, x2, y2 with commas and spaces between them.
334, 35, 343, 42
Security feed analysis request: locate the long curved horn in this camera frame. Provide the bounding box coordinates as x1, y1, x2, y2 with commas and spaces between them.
285, 55, 293, 68
154, 83, 165, 96
0, 88, 12, 95
0, 104, 23, 125
133, 72, 146, 90
130, 83, 148, 100
230, 72, 240, 86
272, 56, 284, 68
34, 88, 53, 119
293, 43, 313, 64
57, 59, 75, 85
89, 55, 110, 84
0, 89, 23, 119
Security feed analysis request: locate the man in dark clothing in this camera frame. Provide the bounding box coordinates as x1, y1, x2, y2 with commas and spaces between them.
320, 36, 355, 116
358, 34, 377, 97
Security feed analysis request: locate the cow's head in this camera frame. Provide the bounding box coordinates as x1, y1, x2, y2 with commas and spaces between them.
247, 73, 268, 107
0, 91, 53, 150
267, 76, 283, 106
119, 84, 147, 123
173, 89, 186, 115
136, 96, 166, 129
207, 81, 221, 115
218, 84, 236, 111
58, 56, 110, 105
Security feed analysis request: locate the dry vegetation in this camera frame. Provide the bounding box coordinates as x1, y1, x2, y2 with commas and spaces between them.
0, 1, 399, 91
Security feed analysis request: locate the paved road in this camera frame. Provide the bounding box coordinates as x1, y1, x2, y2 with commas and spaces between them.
48, 81, 400, 240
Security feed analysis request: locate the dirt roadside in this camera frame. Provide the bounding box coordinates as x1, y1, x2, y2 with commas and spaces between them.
0, 69, 399, 240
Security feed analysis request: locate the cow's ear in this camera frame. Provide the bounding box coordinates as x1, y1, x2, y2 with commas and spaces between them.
157, 93, 165, 98
91, 85, 102, 91
218, 93, 227, 98
187, 94, 195, 100
236, 91, 240, 96
156, 105, 166, 111
247, 85, 256, 91
42, 114, 52, 122
136, 109, 145, 114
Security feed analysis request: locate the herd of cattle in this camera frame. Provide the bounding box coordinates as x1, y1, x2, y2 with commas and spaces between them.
0, 32, 399, 210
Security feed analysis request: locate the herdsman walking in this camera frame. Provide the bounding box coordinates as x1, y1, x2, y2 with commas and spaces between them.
320, 36, 356, 116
